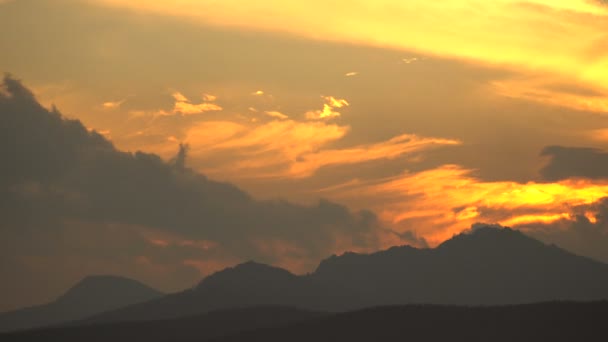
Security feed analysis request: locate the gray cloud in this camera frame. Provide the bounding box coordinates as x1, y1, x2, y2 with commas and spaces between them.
540, 145, 608, 181
0, 75, 386, 310
392, 230, 428, 248
521, 198, 608, 264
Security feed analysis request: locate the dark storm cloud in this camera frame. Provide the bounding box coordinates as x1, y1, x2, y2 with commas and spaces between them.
539, 145, 608, 181
0, 75, 390, 309
0, 75, 381, 257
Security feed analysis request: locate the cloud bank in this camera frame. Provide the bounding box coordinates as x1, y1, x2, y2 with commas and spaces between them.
0, 75, 400, 310
540, 145, 608, 181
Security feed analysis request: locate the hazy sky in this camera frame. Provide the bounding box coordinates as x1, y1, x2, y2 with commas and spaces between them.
2, 0, 608, 311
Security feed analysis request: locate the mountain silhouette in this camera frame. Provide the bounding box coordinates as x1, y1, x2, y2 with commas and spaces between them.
82, 262, 313, 323
86, 227, 608, 324
311, 226, 608, 306
0, 276, 163, 332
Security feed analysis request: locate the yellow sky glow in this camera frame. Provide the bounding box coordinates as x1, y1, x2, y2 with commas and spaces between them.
93, 0, 608, 99
172, 119, 461, 179
322, 165, 608, 245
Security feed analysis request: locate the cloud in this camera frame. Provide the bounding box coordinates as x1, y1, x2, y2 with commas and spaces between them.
7, 0, 608, 190
264, 110, 289, 119
182, 119, 349, 177
320, 164, 608, 245
202, 93, 217, 102
540, 145, 608, 181
157, 91, 222, 116
491, 77, 608, 113
305, 96, 349, 120
1, 77, 379, 255
287, 133, 461, 178
176, 118, 459, 179
392, 230, 428, 248
402, 57, 418, 64
0, 76, 385, 308
345, 71, 359, 77
520, 197, 608, 263
90, 0, 608, 95
102, 99, 126, 109
592, 0, 608, 7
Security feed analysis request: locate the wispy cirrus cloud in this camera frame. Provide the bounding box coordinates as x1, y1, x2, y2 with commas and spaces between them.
287, 134, 460, 178
491, 77, 608, 113
177, 119, 460, 179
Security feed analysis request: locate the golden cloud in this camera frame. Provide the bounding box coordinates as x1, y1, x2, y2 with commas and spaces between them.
306, 96, 349, 120
322, 165, 608, 245
265, 110, 289, 120
171, 119, 460, 179
491, 77, 608, 113
288, 134, 461, 178
156, 91, 222, 116
102, 99, 126, 109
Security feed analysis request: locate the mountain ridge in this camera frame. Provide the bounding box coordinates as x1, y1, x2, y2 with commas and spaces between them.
84, 226, 608, 324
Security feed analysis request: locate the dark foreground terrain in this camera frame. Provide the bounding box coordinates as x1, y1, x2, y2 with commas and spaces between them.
0, 307, 325, 342
2, 302, 607, 342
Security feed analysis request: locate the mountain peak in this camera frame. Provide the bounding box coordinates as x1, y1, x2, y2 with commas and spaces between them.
78, 274, 137, 285
0, 275, 163, 332
314, 244, 420, 276
56, 275, 162, 305
196, 261, 298, 291
437, 225, 541, 251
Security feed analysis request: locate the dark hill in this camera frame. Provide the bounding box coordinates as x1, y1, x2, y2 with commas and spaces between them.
3, 303, 608, 342
211, 302, 608, 342
0, 276, 162, 332
0, 306, 324, 342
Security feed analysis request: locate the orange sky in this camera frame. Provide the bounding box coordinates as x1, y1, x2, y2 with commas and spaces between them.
93, 0, 608, 98
2, 0, 608, 310
2, 0, 606, 240
2, 0, 607, 239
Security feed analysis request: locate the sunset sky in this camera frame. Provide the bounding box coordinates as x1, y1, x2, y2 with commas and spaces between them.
2, 0, 608, 311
